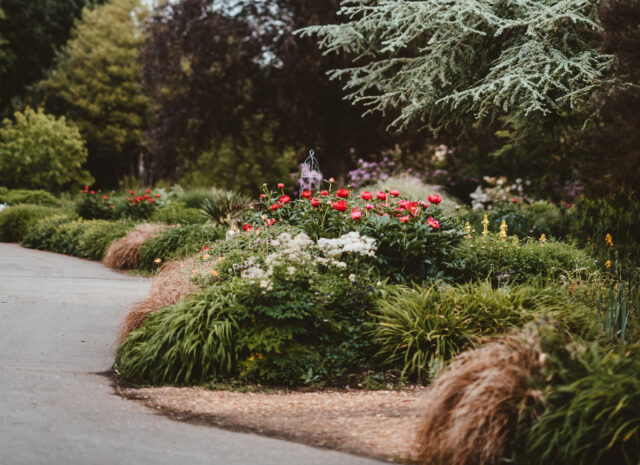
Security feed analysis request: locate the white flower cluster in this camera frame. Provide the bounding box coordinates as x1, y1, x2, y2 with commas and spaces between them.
316, 232, 377, 258
241, 231, 377, 291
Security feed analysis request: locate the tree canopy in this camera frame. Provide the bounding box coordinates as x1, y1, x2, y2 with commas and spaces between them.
39, 0, 149, 187
299, 0, 613, 132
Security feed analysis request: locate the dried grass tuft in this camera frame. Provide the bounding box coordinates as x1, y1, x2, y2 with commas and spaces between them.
414, 332, 544, 465
118, 258, 198, 343
104, 223, 166, 269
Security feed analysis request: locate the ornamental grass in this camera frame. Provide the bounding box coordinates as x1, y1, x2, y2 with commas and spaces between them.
414, 331, 543, 465
118, 258, 198, 343
103, 223, 166, 269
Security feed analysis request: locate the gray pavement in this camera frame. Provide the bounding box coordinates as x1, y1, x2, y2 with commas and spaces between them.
0, 243, 386, 465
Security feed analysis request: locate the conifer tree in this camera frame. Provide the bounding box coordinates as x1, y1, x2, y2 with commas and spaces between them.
299, 0, 613, 132
39, 0, 148, 186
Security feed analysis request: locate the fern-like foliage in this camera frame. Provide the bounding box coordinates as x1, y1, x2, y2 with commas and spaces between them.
298, 0, 613, 132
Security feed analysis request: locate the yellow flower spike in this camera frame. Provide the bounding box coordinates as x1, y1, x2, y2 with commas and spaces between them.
499, 220, 508, 240
464, 221, 472, 239
605, 260, 612, 269
154, 258, 162, 264
482, 215, 489, 238
605, 233, 614, 248
540, 233, 547, 244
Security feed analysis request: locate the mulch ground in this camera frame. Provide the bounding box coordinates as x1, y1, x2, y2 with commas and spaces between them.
115, 384, 429, 463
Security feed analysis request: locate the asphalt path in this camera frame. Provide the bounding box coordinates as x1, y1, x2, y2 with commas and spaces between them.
0, 244, 386, 465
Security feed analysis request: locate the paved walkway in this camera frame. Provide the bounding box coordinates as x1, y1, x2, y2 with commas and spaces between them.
0, 244, 385, 465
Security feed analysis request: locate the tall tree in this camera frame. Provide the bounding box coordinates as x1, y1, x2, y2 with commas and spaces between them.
0, 0, 100, 115
39, 0, 149, 187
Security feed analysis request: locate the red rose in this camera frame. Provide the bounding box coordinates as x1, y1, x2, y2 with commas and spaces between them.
130, 190, 135, 195
102, 195, 108, 200
376, 191, 387, 200
427, 216, 440, 229
511, 198, 518, 203
84, 185, 89, 190
277, 183, 285, 189
148, 198, 155, 204
311, 197, 319, 207
427, 194, 442, 204
398, 215, 410, 223
329, 177, 335, 183
398, 199, 409, 208
155, 193, 162, 198
320, 190, 328, 197
365, 204, 374, 210
420, 201, 429, 209
242, 224, 253, 231
201, 245, 210, 252
361, 191, 373, 201
332, 200, 348, 211
301, 190, 312, 199
270, 203, 280, 211
336, 188, 350, 198
389, 189, 399, 197
144, 194, 150, 199
268, 218, 276, 226
136, 196, 144, 202
351, 209, 362, 220
279, 195, 291, 204
90, 190, 95, 195
407, 202, 420, 216
146, 189, 151, 194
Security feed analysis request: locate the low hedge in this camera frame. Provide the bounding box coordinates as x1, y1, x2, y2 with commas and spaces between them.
0, 188, 60, 207
0, 204, 70, 242
150, 203, 206, 225
22, 215, 134, 260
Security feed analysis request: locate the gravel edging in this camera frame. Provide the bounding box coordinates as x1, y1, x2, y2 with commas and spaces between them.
114, 383, 428, 463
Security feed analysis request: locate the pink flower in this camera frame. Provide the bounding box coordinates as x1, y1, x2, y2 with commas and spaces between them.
398, 199, 410, 208
279, 195, 291, 204
260, 194, 265, 199
332, 200, 348, 211
148, 198, 155, 204
427, 194, 442, 205
376, 191, 387, 200
389, 189, 399, 197
398, 215, 410, 223
320, 190, 329, 197
90, 190, 95, 195
277, 183, 285, 189
365, 204, 374, 210
311, 197, 319, 207
301, 190, 312, 199
427, 216, 440, 229
336, 188, 350, 198
511, 198, 518, 203
350, 209, 362, 220
361, 191, 373, 201
102, 195, 108, 200
329, 177, 335, 183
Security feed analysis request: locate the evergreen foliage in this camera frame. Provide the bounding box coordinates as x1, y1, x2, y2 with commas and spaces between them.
299, 0, 613, 132
39, 0, 149, 187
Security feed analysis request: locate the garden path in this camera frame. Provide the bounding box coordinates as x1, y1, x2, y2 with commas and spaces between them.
0, 243, 385, 465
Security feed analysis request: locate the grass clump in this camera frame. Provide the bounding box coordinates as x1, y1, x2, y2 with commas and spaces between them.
138, 224, 226, 270
415, 330, 543, 465
372, 281, 596, 381
150, 203, 206, 225
448, 234, 594, 285
0, 204, 69, 242
104, 223, 167, 269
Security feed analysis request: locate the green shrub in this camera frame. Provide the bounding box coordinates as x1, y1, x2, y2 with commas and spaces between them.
522, 342, 640, 465
0, 108, 93, 192
22, 216, 134, 260
150, 203, 206, 225
138, 224, 226, 270
75, 189, 115, 220
117, 229, 381, 386
0, 189, 60, 207
372, 281, 596, 382
22, 214, 78, 251
448, 234, 594, 285
0, 204, 69, 242
172, 186, 215, 209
